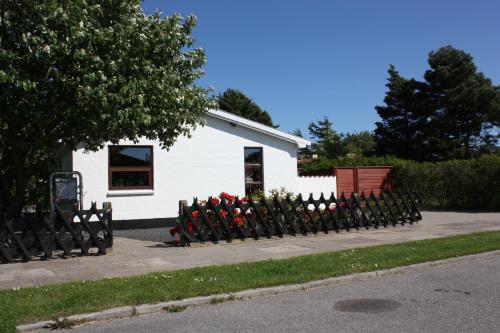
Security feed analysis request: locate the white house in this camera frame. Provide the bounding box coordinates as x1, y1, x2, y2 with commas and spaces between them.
63, 110, 336, 227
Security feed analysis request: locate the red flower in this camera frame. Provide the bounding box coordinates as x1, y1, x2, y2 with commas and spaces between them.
234, 217, 244, 226
220, 192, 235, 202
219, 209, 228, 219
169, 226, 180, 236
169, 221, 193, 236
211, 197, 220, 206
192, 210, 200, 219
240, 197, 249, 203
340, 202, 347, 209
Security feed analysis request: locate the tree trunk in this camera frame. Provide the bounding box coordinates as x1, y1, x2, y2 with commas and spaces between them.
0, 150, 28, 218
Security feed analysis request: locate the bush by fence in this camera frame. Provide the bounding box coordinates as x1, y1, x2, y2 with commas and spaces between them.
389, 155, 500, 211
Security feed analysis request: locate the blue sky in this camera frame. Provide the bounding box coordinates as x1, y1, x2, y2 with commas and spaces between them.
142, 0, 500, 137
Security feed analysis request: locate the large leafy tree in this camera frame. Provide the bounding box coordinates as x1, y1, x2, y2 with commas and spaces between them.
217, 89, 277, 127
375, 46, 500, 161
308, 116, 343, 159
0, 1, 214, 216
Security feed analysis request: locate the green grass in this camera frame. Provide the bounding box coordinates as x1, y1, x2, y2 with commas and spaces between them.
2, 231, 500, 333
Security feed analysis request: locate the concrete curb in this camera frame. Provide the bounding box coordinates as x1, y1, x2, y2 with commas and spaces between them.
16, 250, 500, 332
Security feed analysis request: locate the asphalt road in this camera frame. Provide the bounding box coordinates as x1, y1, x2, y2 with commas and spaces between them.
47, 253, 500, 333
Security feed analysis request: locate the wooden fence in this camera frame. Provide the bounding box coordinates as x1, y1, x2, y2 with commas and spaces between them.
335, 166, 393, 196
177, 190, 422, 246
0, 202, 113, 264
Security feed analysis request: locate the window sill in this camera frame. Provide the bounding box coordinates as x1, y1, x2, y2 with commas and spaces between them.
107, 189, 154, 197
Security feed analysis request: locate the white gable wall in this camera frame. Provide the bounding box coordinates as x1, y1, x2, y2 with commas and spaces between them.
73, 116, 299, 221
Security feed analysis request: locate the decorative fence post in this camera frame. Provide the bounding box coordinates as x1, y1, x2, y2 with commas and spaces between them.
0, 203, 113, 264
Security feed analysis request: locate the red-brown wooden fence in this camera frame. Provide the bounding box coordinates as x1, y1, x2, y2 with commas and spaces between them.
334, 166, 392, 196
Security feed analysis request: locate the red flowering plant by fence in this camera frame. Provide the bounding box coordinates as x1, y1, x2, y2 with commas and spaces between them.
173, 188, 422, 245
172, 190, 354, 239
170, 192, 249, 237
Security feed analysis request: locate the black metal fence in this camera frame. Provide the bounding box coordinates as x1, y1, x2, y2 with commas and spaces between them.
0, 202, 113, 264
177, 190, 422, 246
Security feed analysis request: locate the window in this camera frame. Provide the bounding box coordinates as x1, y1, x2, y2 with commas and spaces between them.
108, 146, 153, 190
244, 147, 263, 195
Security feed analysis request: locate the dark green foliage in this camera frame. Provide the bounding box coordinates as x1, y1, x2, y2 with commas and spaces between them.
375, 46, 500, 161
308, 117, 343, 158
307, 117, 376, 159
389, 155, 500, 211
341, 131, 376, 156
217, 89, 276, 127
303, 155, 500, 211
374, 66, 435, 160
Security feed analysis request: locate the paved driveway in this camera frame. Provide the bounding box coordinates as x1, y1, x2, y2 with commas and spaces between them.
1, 211, 499, 289
41, 250, 500, 333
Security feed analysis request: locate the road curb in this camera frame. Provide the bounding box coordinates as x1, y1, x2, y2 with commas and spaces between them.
16, 250, 500, 332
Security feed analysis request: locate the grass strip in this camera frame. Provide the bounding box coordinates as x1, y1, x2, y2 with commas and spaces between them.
2, 230, 500, 332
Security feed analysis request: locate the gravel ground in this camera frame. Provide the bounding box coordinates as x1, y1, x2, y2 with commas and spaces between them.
113, 227, 176, 243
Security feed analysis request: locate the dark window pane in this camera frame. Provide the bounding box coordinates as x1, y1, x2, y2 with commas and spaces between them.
110, 147, 152, 167
244, 148, 262, 164
245, 184, 263, 196
111, 171, 150, 188
245, 165, 262, 183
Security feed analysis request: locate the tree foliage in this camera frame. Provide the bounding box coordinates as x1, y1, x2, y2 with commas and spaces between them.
307, 117, 375, 159
0, 1, 214, 215
341, 131, 376, 156
375, 46, 500, 161
307, 117, 342, 159
217, 89, 276, 127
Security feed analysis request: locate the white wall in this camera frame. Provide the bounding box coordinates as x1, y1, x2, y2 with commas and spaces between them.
72, 115, 299, 221
297, 176, 337, 199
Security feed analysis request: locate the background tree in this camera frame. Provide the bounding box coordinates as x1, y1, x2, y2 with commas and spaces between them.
341, 131, 376, 157
424, 46, 500, 158
217, 89, 277, 127
0, 1, 214, 216
375, 46, 500, 161
308, 117, 343, 158
374, 66, 435, 160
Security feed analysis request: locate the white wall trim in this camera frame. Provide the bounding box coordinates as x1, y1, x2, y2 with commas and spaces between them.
106, 190, 154, 197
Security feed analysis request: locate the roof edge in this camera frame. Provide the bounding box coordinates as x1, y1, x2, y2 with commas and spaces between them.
206, 109, 311, 148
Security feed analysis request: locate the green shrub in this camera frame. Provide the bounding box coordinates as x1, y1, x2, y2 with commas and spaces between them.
302, 155, 500, 211
301, 156, 408, 174
389, 156, 500, 211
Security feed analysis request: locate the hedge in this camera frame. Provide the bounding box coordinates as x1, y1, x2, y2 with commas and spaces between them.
301, 155, 500, 211
389, 155, 500, 211
301, 156, 408, 174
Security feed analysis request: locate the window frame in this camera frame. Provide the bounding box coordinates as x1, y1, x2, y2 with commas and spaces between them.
108, 145, 154, 191
244, 147, 264, 195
